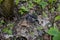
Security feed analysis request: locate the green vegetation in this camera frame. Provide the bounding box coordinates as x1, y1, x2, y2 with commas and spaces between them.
0, 20, 5, 26
57, 5, 60, 12
19, 6, 29, 15
0, 0, 3, 4
47, 27, 60, 40
2, 27, 12, 35
15, 0, 20, 5
48, 0, 57, 4
39, 1, 48, 9
2, 23, 14, 35
7, 23, 14, 28
33, 0, 41, 4
37, 26, 43, 30
0, 0, 60, 40
55, 15, 60, 21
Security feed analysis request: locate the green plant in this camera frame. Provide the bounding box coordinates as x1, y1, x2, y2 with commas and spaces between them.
53, 33, 60, 40
47, 27, 59, 36
33, 0, 48, 9
0, 20, 5, 26
33, 0, 41, 4
47, 27, 60, 40
37, 26, 43, 30
57, 5, 60, 12
18, 0, 34, 15
7, 23, 14, 28
0, 0, 3, 4
40, 1, 48, 9
15, 0, 20, 5
28, 1, 34, 9
50, 7, 55, 13
20, 0, 27, 1
19, 6, 29, 15
2, 28, 12, 35
43, 11, 48, 17
29, 31, 34, 36
55, 15, 60, 21
48, 0, 57, 4
2, 23, 14, 35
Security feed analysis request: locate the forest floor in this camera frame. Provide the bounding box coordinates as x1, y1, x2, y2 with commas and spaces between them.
0, 0, 60, 40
